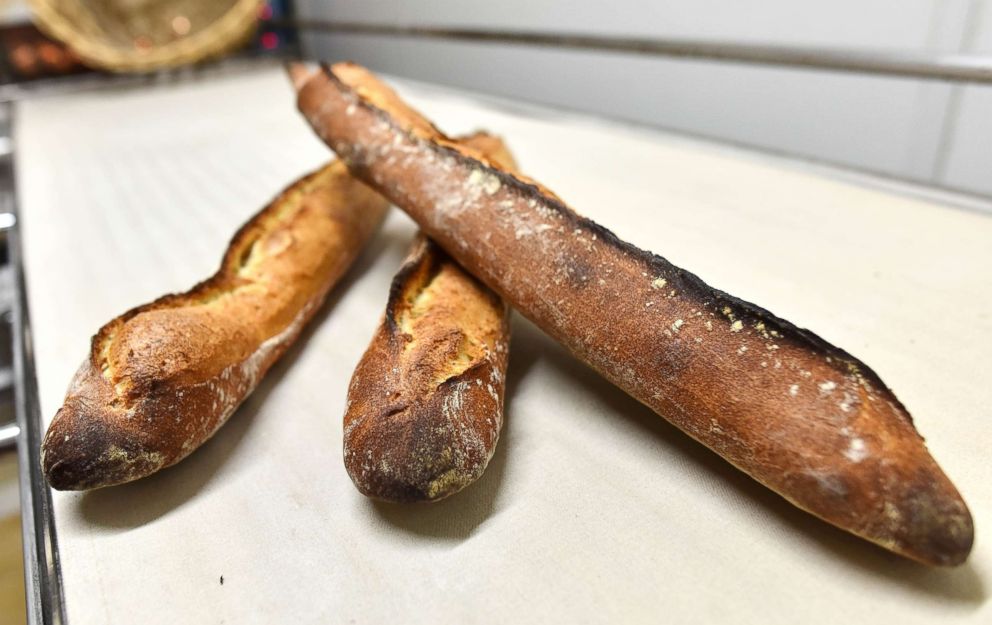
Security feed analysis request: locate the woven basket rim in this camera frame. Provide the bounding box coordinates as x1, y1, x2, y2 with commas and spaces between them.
28, 0, 263, 72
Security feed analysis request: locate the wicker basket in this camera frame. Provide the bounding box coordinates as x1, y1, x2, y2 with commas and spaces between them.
28, 0, 264, 72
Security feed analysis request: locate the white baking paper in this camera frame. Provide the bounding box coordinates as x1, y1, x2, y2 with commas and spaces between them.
15, 64, 991, 625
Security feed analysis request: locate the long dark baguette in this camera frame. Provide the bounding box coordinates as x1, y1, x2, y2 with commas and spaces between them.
291, 62, 972, 566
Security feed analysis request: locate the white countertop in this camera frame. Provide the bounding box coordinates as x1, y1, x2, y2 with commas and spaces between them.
15, 63, 992, 624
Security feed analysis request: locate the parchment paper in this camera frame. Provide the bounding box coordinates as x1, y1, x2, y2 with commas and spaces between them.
16, 64, 991, 624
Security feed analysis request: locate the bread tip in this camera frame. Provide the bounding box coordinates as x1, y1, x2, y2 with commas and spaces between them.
913, 506, 974, 567
327, 60, 359, 72
884, 479, 975, 567
344, 400, 487, 504
285, 62, 316, 91
353, 465, 476, 504
41, 406, 167, 491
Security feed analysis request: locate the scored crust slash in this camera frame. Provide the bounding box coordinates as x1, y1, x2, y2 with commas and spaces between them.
292, 61, 973, 566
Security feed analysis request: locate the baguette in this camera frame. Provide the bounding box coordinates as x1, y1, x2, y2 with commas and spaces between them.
292, 62, 973, 566
42, 160, 388, 490
345, 133, 515, 502
345, 233, 510, 502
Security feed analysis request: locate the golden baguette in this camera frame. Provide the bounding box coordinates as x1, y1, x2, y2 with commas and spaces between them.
292, 62, 973, 566
42, 161, 388, 490
345, 133, 515, 502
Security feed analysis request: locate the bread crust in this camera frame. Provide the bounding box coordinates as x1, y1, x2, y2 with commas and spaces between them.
42, 160, 388, 490
345, 233, 509, 502
294, 63, 973, 565
344, 134, 515, 502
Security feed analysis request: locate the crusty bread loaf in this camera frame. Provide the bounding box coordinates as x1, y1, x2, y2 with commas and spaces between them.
344, 133, 515, 502
293, 62, 973, 566
42, 160, 388, 490
345, 233, 510, 502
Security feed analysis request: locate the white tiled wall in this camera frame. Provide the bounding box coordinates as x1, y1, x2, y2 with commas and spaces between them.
296, 0, 991, 196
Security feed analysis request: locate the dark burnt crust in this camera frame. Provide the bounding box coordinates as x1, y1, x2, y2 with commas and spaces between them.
320, 62, 907, 420
88, 166, 330, 365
